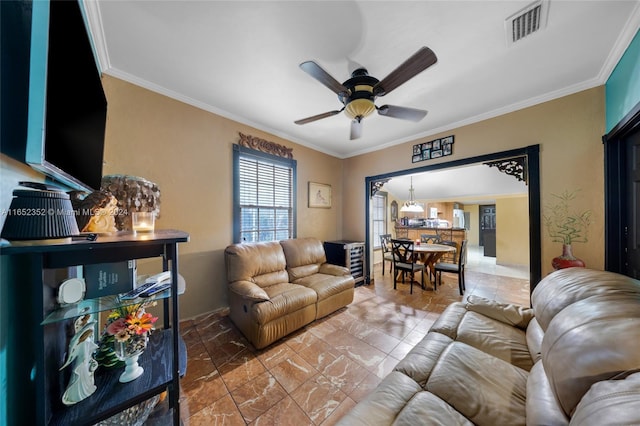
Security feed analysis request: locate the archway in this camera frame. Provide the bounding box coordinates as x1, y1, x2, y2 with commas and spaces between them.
364, 145, 541, 292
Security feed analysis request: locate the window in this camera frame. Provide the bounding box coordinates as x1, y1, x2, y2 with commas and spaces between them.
233, 145, 296, 243
372, 192, 387, 249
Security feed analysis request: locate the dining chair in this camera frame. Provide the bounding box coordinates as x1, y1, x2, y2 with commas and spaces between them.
420, 234, 441, 244
391, 239, 426, 294
438, 240, 458, 263
434, 240, 467, 295
379, 234, 394, 276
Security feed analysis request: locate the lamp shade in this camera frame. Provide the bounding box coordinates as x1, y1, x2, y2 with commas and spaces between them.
1, 189, 79, 241
399, 176, 424, 213
400, 202, 424, 213
345, 98, 376, 120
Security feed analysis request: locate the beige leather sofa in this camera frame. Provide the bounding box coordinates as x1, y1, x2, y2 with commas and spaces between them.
224, 237, 355, 349
337, 268, 640, 425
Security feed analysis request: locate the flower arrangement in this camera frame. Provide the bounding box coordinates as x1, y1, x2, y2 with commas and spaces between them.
104, 300, 158, 343
543, 189, 592, 245
95, 300, 159, 369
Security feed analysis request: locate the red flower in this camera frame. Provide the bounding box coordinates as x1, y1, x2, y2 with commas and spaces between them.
106, 318, 128, 336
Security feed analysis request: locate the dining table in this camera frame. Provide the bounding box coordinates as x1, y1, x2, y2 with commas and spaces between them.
412, 243, 457, 284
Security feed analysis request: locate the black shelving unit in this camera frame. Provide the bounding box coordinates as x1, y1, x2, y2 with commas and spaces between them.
0, 230, 189, 425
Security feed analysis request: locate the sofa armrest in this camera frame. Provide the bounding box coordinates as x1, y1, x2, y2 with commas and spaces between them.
229, 280, 270, 302
319, 263, 350, 276
465, 295, 533, 329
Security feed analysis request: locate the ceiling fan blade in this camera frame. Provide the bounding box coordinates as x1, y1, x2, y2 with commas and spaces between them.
373, 47, 437, 96
350, 119, 363, 140
300, 61, 348, 95
294, 109, 342, 125
377, 105, 428, 122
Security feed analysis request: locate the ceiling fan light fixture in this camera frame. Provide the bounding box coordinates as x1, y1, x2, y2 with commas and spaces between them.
295, 47, 437, 138
345, 98, 376, 120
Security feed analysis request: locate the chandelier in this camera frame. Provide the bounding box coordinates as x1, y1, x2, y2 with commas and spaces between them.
400, 176, 424, 213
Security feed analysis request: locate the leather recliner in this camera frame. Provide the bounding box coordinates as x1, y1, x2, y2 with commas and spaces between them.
337, 268, 640, 425
224, 238, 355, 349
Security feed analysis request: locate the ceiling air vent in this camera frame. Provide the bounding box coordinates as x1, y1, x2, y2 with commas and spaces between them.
505, 0, 549, 46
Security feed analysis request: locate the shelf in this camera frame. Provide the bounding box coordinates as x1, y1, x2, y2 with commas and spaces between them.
41, 289, 178, 325
1, 230, 189, 268
0, 229, 189, 255
1, 228, 188, 425
0, 230, 189, 426
49, 329, 187, 426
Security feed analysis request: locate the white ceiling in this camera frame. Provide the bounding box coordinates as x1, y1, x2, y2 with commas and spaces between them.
87, 0, 640, 161
86, 0, 638, 204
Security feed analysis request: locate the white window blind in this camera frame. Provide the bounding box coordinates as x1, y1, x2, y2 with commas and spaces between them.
234, 145, 296, 242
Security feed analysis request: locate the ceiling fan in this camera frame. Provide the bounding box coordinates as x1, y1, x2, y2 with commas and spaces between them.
295, 46, 437, 140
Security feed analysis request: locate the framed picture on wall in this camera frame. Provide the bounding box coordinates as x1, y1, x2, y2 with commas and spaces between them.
309, 182, 332, 208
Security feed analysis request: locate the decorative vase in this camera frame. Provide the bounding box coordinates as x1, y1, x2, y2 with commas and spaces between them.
95, 333, 125, 369
114, 333, 148, 383
552, 244, 586, 270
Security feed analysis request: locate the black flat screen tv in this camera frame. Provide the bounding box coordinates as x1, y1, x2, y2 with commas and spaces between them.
25, 0, 107, 192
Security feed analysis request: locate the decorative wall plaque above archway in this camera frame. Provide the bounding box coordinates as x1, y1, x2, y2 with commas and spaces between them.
484, 156, 528, 184
370, 178, 390, 197
238, 132, 294, 159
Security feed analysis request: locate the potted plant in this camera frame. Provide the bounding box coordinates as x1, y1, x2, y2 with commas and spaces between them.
543, 189, 592, 269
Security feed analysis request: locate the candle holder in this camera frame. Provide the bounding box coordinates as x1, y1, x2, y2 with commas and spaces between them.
131, 212, 155, 233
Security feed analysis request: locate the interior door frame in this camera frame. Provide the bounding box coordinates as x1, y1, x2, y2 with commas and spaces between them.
364, 144, 542, 292
603, 101, 640, 273
478, 204, 496, 246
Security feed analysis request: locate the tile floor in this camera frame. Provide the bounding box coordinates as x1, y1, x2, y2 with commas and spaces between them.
177, 246, 530, 425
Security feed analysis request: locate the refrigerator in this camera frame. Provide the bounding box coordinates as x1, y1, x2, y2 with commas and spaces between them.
453, 209, 465, 229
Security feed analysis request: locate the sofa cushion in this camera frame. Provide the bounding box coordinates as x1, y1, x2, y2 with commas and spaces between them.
229, 280, 270, 302
428, 302, 468, 340
429, 301, 533, 371
569, 372, 640, 426
334, 371, 423, 426
465, 295, 534, 329
531, 268, 640, 331
225, 241, 289, 287
525, 318, 543, 364
456, 312, 533, 371
541, 294, 640, 417
394, 391, 475, 426
280, 237, 326, 280
292, 273, 354, 301
426, 341, 528, 426
319, 262, 350, 276
526, 362, 569, 426
394, 332, 454, 387
252, 283, 317, 325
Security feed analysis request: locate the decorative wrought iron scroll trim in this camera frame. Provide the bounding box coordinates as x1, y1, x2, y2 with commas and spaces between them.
238, 132, 294, 159
371, 178, 391, 197
484, 156, 528, 184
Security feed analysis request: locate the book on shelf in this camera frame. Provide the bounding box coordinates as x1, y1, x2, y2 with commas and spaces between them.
84, 260, 136, 299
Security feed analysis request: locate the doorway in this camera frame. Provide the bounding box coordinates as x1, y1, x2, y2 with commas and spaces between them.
604, 102, 640, 278
365, 145, 542, 291
479, 204, 496, 257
